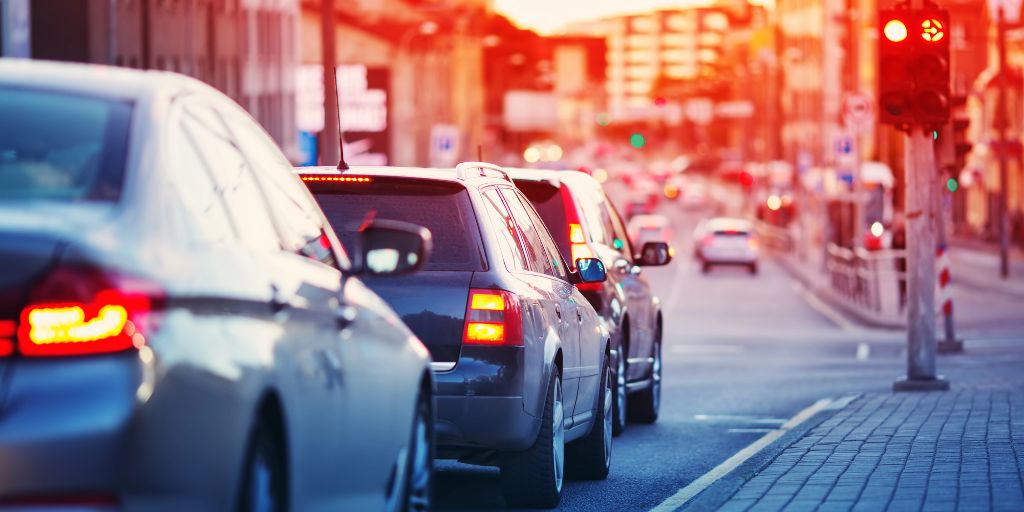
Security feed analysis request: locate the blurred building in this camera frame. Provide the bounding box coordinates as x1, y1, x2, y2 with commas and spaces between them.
297, 0, 491, 167
480, 15, 606, 162
1, 0, 300, 157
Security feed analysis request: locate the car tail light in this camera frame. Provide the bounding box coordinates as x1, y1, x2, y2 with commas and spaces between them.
16, 264, 164, 357
0, 320, 15, 356
463, 289, 523, 346
300, 175, 373, 183
702, 234, 716, 247
748, 237, 760, 250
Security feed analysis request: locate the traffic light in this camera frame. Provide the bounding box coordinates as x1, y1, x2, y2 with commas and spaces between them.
877, 9, 951, 127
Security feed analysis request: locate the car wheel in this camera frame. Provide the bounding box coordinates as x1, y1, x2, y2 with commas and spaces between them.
749, 263, 759, 275
401, 393, 433, 512
567, 355, 613, 479
237, 420, 287, 512
611, 346, 628, 436
630, 335, 661, 424
500, 371, 564, 508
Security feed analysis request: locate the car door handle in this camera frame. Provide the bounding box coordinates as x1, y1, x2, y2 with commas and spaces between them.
270, 285, 289, 313
335, 304, 357, 329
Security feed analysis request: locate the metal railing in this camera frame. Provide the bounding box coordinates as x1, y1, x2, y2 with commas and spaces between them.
825, 244, 907, 316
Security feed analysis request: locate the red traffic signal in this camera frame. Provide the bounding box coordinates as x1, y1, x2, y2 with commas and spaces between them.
877, 9, 951, 127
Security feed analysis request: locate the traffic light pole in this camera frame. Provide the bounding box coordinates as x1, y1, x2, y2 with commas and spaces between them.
894, 127, 950, 391
997, 6, 1011, 279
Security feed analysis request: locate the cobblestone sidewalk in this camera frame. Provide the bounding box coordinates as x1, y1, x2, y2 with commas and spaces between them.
715, 391, 1024, 512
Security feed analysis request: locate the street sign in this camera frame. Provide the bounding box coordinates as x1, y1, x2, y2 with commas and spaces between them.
843, 93, 874, 134
430, 124, 460, 168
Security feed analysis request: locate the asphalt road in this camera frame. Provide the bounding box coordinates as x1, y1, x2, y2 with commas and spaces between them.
432, 180, 1024, 511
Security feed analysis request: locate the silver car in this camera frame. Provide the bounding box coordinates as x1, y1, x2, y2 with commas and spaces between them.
695, 217, 761, 274
0, 60, 433, 511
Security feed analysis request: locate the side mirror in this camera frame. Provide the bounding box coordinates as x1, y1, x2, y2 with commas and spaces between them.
354, 220, 432, 276
573, 257, 607, 284
638, 242, 672, 266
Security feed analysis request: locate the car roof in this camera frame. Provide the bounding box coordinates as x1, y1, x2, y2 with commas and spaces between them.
706, 217, 753, 232
0, 58, 196, 101
296, 165, 514, 188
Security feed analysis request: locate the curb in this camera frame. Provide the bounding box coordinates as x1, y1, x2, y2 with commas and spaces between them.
680, 395, 862, 512
771, 252, 905, 330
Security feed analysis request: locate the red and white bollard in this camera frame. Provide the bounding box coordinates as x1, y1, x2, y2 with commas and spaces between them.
936, 243, 963, 353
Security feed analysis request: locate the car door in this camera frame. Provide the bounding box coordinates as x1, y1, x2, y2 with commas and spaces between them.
494, 186, 584, 422
223, 104, 405, 508
184, 101, 342, 507
504, 187, 604, 425
604, 196, 655, 381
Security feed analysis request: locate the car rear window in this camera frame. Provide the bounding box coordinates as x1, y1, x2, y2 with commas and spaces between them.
515, 181, 570, 259
309, 179, 485, 271
0, 87, 132, 202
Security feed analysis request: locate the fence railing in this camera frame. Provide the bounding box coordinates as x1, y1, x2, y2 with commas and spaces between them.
825, 244, 906, 317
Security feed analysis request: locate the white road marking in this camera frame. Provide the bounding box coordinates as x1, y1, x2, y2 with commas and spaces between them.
727, 428, 778, 434
672, 344, 743, 354
856, 343, 871, 361
665, 257, 692, 311
791, 282, 856, 332
649, 398, 837, 512
694, 414, 786, 425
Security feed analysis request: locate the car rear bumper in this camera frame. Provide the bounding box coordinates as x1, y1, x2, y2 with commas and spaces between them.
701, 248, 759, 264
0, 351, 250, 511
432, 346, 542, 453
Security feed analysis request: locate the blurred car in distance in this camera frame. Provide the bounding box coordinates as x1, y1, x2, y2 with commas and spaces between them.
695, 217, 761, 274
627, 214, 675, 259
299, 162, 614, 508
0, 60, 435, 511
508, 168, 672, 437
680, 181, 710, 209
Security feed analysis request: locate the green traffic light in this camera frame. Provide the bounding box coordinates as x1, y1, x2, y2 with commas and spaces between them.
630, 133, 646, 149
933, 130, 939, 140
946, 177, 958, 192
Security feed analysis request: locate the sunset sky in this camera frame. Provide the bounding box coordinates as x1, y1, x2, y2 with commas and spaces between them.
492, 0, 716, 34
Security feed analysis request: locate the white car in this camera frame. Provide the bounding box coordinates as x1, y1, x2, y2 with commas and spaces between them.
627, 214, 675, 257
695, 218, 760, 274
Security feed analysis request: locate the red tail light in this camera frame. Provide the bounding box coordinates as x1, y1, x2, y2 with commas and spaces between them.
15, 265, 163, 357
702, 234, 716, 247
0, 320, 15, 356
748, 237, 760, 250
463, 289, 523, 346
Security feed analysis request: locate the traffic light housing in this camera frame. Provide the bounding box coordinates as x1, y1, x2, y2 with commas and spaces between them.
878, 9, 951, 127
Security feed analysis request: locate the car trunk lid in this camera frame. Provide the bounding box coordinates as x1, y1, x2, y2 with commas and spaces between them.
0, 230, 65, 410
360, 271, 473, 363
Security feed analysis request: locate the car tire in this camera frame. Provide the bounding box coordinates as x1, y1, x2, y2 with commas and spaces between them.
567, 356, 613, 480
500, 371, 564, 508
630, 335, 661, 424
701, 262, 711, 274
400, 393, 433, 512
749, 263, 759, 275
611, 345, 628, 436
237, 419, 287, 512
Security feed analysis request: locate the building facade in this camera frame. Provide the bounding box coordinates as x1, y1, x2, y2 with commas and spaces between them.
1, 0, 299, 156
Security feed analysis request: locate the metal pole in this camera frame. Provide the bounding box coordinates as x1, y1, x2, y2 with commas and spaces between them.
998, 6, 1010, 278
895, 127, 949, 391
319, 0, 341, 167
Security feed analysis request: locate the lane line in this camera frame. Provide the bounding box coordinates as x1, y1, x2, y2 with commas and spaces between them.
665, 256, 692, 311
791, 282, 856, 332
856, 342, 871, 361
672, 344, 743, 354
727, 428, 778, 434
694, 414, 787, 425
648, 398, 835, 512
